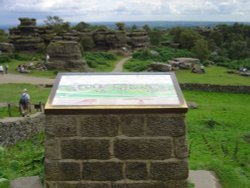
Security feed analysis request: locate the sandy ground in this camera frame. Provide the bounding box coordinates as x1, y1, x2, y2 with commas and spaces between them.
0, 73, 55, 85
112, 56, 132, 72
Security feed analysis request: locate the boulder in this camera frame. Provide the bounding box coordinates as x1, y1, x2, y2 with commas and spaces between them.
46, 41, 88, 71
0, 43, 14, 55
169, 58, 200, 70
148, 62, 172, 72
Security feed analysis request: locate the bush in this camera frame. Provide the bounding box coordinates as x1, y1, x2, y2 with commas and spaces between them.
124, 59, 151, 72
133, 47, 194, 62
85, 52, 117, 68
0, 55, 11, 63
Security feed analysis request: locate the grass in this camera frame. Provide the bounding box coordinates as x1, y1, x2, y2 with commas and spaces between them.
0, 133, 44, 182
124, 58, 250, 86
123, 59, 152, 72
184, 90, 250, 188
0, 84, 51, 118
85, 52, 123, 72
176, 66, 250, 86
0, 59, 56, 78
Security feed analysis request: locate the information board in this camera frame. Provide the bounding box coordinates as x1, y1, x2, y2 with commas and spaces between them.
45, 73, 187, 114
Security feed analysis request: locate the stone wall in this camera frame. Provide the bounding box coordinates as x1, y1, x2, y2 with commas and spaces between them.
180, 83, 250, 94
45, 113, 188, 188
0, 113, 45, 146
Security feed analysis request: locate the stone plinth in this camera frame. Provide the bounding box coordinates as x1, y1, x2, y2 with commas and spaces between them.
45, 113, 188, 188
44, 73, 188, 188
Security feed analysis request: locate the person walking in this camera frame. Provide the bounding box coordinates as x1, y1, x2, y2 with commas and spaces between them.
19, 88, 31, 117
4, 64, 8, 74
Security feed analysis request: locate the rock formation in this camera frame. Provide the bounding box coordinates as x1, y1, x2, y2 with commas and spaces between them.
148, 62, 172, 72
127, 29, 150, 49
0, 43, 14, 56
46, 41, 88, 71
8, 18, 150, 53
9, 18, 45, 52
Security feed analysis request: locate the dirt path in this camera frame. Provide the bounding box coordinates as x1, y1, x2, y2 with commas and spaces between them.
112, 56, 132, 72
0, 73, 55, 85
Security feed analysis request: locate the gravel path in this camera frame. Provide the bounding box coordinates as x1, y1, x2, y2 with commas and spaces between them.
112, 56, 132, 72
0, 57, 132, 85
0, 73, 55, 85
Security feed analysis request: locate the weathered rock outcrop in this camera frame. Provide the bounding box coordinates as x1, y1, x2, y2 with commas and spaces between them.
8, 18, 150, 52
148, 62, 172, 72
46, 41, 88, 71
9, 18, 45, 52
92, 29, 128, 50
127, 30, 150, 48
0, 43, 14, 55
169, 58, 200, 70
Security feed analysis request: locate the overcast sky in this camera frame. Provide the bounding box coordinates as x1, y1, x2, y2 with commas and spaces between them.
1, 0, 250, 25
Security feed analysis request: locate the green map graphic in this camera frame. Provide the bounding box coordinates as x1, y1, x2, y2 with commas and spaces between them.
56, 84, 176, 99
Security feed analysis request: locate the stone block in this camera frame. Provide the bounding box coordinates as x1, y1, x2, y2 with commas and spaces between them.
112, 182, 165, 188
55, 182, 111, 188
146, 115, 185, 137
111, 182, 182, 188
61, 139, 110, 159
126, 162, 147, 180
79, 115, 119, 137
77, 183, 111, 188
46, 116, 77, 138
151, 161, 188, 180
83, 162, 123, 181
120, 115, 145, 136
45, 139, 60, 159
174, 136, 188, 159
114, 138, 172, 160
45, 161, 81, 181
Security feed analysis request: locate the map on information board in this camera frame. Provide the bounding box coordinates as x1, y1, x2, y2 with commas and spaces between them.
51, 74, 181, 106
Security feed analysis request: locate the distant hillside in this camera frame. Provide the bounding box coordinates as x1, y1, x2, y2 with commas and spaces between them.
1, 21, 250, 31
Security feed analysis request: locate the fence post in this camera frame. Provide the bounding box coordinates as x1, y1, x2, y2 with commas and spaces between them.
8, 103, 12, 117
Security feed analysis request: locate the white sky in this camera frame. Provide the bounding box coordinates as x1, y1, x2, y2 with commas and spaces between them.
1, 0, 250, 24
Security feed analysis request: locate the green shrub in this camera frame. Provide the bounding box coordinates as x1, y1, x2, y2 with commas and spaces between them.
0, 178, 10, 188
133, 47, 194, 62
124, 59, 151, 72
85, 52, 116, 68
0, 55, 11, 63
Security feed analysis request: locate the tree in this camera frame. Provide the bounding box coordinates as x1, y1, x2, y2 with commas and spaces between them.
179, 29, 202, 49
209, 31, 224, 47
44, 16, 70, 33
73, 21, 90, 31
0, 29, 8, 42
116, 22, 125, 31
143, 24, 151, 33
169, 27, 186, 43
192, 39, 210, 61
149, 29, 162, 46
131, 24, 138, 30
228, 40, 249, 59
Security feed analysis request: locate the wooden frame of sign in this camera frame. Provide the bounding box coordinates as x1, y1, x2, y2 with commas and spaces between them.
44, 72, 188, 114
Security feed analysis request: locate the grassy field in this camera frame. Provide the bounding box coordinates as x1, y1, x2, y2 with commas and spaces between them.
123, 58, 250, 86
185, 90, 250, 188
0, 134, 44, 183
176, 66, 250, 86
0, 60, 57, 78
0, 84, 51, 118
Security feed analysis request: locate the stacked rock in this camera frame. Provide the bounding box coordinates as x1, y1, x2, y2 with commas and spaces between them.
46, 41, 88, 71
127, 29, 150, 49
9, 18, 45, 52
